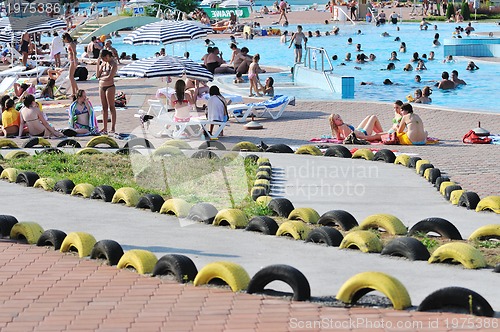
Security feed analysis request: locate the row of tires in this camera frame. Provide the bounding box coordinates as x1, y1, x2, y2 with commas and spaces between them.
0, 215, 495, 316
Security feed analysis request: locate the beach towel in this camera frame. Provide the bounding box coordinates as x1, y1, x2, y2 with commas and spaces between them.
489, 135, 500, 145
68, 100, 98, 135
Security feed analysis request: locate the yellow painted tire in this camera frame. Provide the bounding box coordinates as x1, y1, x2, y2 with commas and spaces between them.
117, 249, 158, 274
4, 150, 29, 160
221, 152, 240, 162
59, 232, 97, 258
71, 183, 95, 198
256, 195, 273, 206
254, 179, 270, 186
423, 167, 432, 180
415, 159, 430, 174
10, 222, 44, 244
152, 145, 184, 157
0, 138, 19, 149
159, 198, 192, 218
213, 209, 249, 229
428, 242, 486, 269
86, 136, 119, 149
359, 214, 407, 235
339, 230, 383, 253
33, 177, 56, 191
194, 261, 250, 292
449, 189, 465, 205
23, 137, 52, 148
336, 271, 412, 310
231, 141, 259, 152
288, 207, 320, 224
75, 147, 102, 155
0, 168, 19, 182
276, 221, 310, 240
111, 187, 141, 207
468, 224, 500, 241
394, 154, 410, 166
294, 145, 323, 156
257, 157, 270, 164
475, 196, 500, 214
161, 139, 191, 150
439, 181, 456, 195
351, 148, 374, 161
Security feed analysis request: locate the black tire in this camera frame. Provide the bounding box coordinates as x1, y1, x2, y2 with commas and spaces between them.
458, 192, 481, 210
318, 210, 358, 231
251, 187, 268, 201
151, 254, 198, 283
187, 203, 218, 224
408, 217, 462, 240
324, 145, 352, 158
36, 229, 67, 250
115, 147, 140, 155
123, 137, 155, 150
245, 216, 279, 235
257, 166, 272, 175
265, 144, 294, 154
428, 168, 441, 184
258, 161, 272, 167
373, 149, 396, 163
90, 185, 116, 202
22, 137, 50, 148
53, 179, 75, 194
419, 164, 434, 176
444, 185, 462, 200
494, 263, 500, 273
305, 227, 343, 247
191, 150, 219, 159
136, 194, 165, 213
0, 215, 18, 237
247, 264, 311, 301
15, 171, 40, 187
417, 287, 494, 317
57, 139, 81, 148
381, 237, 430, 261
268, 198, 295, 218
245, 154, 259, 164
434, 176, 450, 190
37, 148, 63, 155
198, 140, 226, 150
408, 156, 421, 168
0, 165, 3, 174
256, 172, 271, 180
90, 240, 124, 266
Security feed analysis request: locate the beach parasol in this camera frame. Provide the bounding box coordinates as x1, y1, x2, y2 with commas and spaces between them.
219, 0, 252, 8
1, 15, 66, 33
123, 20, 211, 46
117, 55, 213, 81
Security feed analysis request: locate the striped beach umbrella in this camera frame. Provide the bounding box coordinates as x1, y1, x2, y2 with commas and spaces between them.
1, 15, 66, 33
117, 55, 214, 81
123, 20, 212, 46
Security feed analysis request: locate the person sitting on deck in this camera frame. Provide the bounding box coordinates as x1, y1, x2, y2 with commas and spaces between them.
329, 113, 385, 142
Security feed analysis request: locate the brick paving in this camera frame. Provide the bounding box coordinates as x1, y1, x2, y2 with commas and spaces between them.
1, 241, 499, 331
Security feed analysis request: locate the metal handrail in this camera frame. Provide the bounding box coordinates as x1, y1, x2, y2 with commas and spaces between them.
335, 6, 355, 25
304, 46, 333, 72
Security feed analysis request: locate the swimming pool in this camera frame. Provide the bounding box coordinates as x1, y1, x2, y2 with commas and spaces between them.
81, 22, 500, 113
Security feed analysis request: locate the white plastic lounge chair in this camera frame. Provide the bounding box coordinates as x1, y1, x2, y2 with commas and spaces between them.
0, 76, 17, 95
0, 65, 25, 77
52, 71, 70, 96
18, 66, 49, 79
228, 95, 292, 123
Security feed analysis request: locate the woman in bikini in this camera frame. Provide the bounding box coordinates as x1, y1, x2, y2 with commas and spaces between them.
170, 80, 195, 122
68, 90, 98, 135
329, 113, 384, 141
18, 94, 64, 138
62, 33, 79, 97
96, 49, 118, 134
20, 31, 30, 67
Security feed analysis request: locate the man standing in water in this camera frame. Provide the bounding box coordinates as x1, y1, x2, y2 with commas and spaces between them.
288, 25, 306, 63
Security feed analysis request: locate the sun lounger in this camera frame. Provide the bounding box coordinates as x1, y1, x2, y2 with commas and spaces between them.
18, 66, 49, 79
228, 95, 293, 123
0, 65, 26, 77
0, 76, 17, 95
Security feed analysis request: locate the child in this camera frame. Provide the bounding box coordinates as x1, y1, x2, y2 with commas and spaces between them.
248, 54, 264, 97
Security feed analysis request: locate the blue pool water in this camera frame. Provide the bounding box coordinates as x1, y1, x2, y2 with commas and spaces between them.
79, 21, 500, 113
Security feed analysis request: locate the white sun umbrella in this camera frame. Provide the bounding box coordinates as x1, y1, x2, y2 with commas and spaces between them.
123, 20, 211, 46
117, 55, 214, 82
5, 15, 66, 33
219, 0, 252, 8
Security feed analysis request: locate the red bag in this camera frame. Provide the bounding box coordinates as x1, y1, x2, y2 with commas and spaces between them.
463, 130, 491, 144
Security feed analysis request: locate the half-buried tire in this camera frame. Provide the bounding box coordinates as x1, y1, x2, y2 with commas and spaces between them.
90, 240, 124, 266
56, 139, 81, 148
268, 198, 294, 218
247, 264, 311, 301
434, 176, 450, 190
418, 287, 494, 317
318, 210, 358, 231
187, 203, 218, 224
324, 145, 352, 158
90, 185, 116, 202
458, 192, 481, 210
191, 150, 219, 159
198, 140, 226, 150
123, 138, 155, 150
444, 185, 462, 201
15, 171, 40, 187
136, 194, 165, 213
428, 168, 442, 184
373, 149, 396, 163
305, 227, 343, 247
408, 217, 462, 240
53, 179, 75, 194
265, 144, 294, 154
245, 216, 279, 235
36, 229, 67, 250
0, 215, 18, 237
152, 254, 198, 283
381, 237, 430, 261
408, 156, 421, 168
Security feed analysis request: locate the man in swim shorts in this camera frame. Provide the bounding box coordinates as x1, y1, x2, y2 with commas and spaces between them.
288, 25, 306, 63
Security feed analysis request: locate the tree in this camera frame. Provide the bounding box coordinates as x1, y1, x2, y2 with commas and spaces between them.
155, 0, 198, 15
446, 3, 455, 19
461, 1, 471, 20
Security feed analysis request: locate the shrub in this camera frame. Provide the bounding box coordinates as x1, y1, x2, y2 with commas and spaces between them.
461, 1, 471, 20
446, 3, 456, 19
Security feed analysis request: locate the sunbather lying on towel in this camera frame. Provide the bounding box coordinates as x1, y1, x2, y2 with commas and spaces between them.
329, 113, 385, 142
